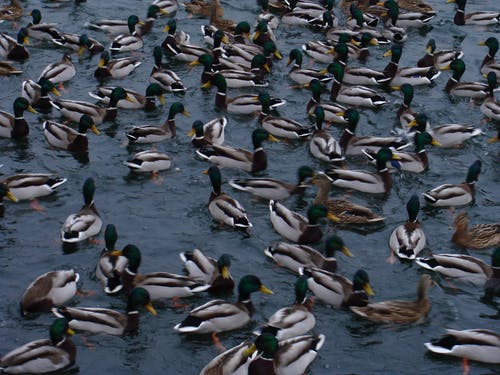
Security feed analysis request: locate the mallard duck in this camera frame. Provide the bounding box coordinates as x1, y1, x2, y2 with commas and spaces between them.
0, 60, 22, 75
388, 195, 426, 261
269, 201, 338, 244
94, 51, 141, 83
479, 37, 500, 80
173, 274, 273, 334
111, 244, 211, 299
257, 0, 280, 29
425, 329, 500, 364
109, 15, 145, 53
52, 287, 157, 336
311, 172, 385, 224
203, 165, 252, 228
179, 250, 234, 295
300, 267, 373, 308
379, 0, 434, 28
405, 105, 483, 148
0, 0, 22, 21
0, 28, 30, 61
88, 84, 165, 111
188, 117, 226, 147
199, 339, 254, 375
61, 178, 102, 243
247, 332, 326, 375
221, 39, 278, 71
184, 0, 219, 18
196, 128, 278, 174
257, 93, 312, 140
447, 0, 499, 26
417, 39, 463, 70
126, 102, 189, 144
86, 6, 164, 36
161, 18, 190, 47
229, 165, 314, 201
0, 318, 76, 374
287, 48, 332, 85
484, 248, 500, 300
416, 253, 493, 285
444, 59, 499, 99
326, 147, 401, 194
480, 72, 500, 122
0, 97, 36, 139
337, 108, 409, 156
95, 224, 128, 294
0, 183, 17, 216
38, 54, 76, 85
150, 46, 186, 92
152, 0, 179, 15
52, 33, 104, 57
265, 235, 353, 274
124, 150, 172, 174
378, 44, 440, 86
26, 9, 63, 41
346, 2, 381, 28
203, 73, 285, 114
254, 277, 315, 341
209, 1, 236, 32
422, 159, 481, 207
52, 87, 131, 124
451, 212, 499, 249
252, 19, 276, 47
20, 270, 79, 315
21, 78, 61, 114
281, 3, 334, 26
201, 21, 251, 46
43, 114, 100, 152
350, 274, 432, 323
328, 42, 386, 86
162, 35, 210, 62
306, 79, 348, 125
327, 62, 388, 107
309, 106, 344, 163
2, 173, 66, 202
190, 53, 267, 88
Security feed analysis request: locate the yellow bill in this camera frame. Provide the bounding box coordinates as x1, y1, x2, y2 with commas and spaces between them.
145, 302, 157, 316
274, 50, 283, 60
98, 58, 106, 68
125, 94, 135, 103
27, 105, 37, 114
342, 246, 354, 258
66, 327, 75, 336
267, 134, 279, 142
90, 125, 100, 135
6, 191, 17, 203
182, 110, 191, 117
52, 87, 62, 97
391, 153, 402, 160
364, 283, 375, 296
383, 50, 392, 57
158, 95, 166, 106
221, 266, 230, 279
431, 139, 441, 146
162, 25, 170, 33
201, 81, 212, 89
243, 344, 257, 357
407, 119, 417, 127
259, 285, 273, 294
327, 213, 341, 222
263, 63, 271, 73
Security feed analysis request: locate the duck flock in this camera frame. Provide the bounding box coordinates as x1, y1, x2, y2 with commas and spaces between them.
0, 0, 499, 374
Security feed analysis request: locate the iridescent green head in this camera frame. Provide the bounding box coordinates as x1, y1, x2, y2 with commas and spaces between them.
406, 195, 420, 223
13, 97, 34, 115
258, 92, 271, 113
307, 204, 329, 224
191, 120, 204, 137
287, 48, 303, 66
481, 37, 499, 57
127, 15, 141, 33
426, 39, 436, 54
414, 131, 439, 151
197, 53, 213, 69
104, 224, 118, 251
213, 30, 226, 46
487, 72, 497, 92
449, 58, 465, 80
413, 113, 428, 132
153, 46, 163, 66
322, 11, 334, 28
121, 244, 142, 272
17, 27, 29, 45
294, 276, 308, 304
209, 73, 227, 91
326, 62, 344, 82
30, 9, 42, 24
238, 274, 273, 301
168, 102, 189, 119
251, 54, 267, 70
349, 4, 364, 26
217, 254, 232, 278
205, 165, 222, 194
235, 21, 250, 35
252, 128, 276, 148
309, 78, 322, 101
400, 83, 414, 106
127, 287, 156, 314
375, 147, 399, 167
352, 269, 374, 296
263, 41, 280, 59
82, 177, 96, 205
50, 318, 74, 345
255, 333, 278, 360
314, 105, 325, 129
297, 165, 314, 184
255, 19, 268, 33
147, 5, 161, 18
334, 43, 349, 61
343, 108, 359, 132
465, 160, 481, 184
38, 78, 57, 96
165, 19, 177, 34
109, 87, 129, 106
324, 235, 352, 258
388, 44, 403, 63
78, 114, 98, 135
146, 83, 164, 98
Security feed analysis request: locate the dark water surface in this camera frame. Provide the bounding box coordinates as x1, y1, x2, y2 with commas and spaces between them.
0, 0, 499, 374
